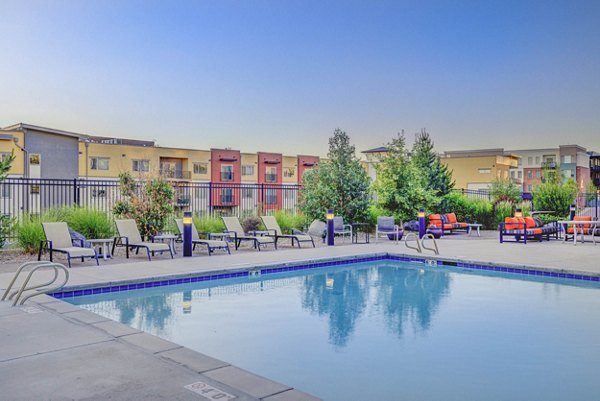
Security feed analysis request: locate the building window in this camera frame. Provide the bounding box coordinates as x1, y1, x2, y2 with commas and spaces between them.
563, 170, 573, 180
535, 156, 540, 165
535, 171, 541, 178
527, 171, 533, 179
132, 159, 149, 172
193, 162, 208, 175
527, 184, 532, 192
1, 152, 12, 162
90, 157, 109, 171
528, 157, 533, 165
562, 155, 572, 164
510, 171, 515, 178
220, 188, 233, 204
478, 168, 491, 174
283, 167, 295, 178
265, 188, 277, 205
220, 165, 233, 181
517, 158, 522, 166
265, 167, 277, 183
518, 171, 523, 179
1, 183, 10, 198
241, 165, 254, 176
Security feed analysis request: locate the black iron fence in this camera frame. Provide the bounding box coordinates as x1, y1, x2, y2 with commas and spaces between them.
0, 178, 302, 238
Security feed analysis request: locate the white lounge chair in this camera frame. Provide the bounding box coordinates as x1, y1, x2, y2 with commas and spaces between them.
38, 222, 98, 268
222, 216, 276, 251
260, 215, 315, 248
112, 219, 173, 260
175, 219, 230, 255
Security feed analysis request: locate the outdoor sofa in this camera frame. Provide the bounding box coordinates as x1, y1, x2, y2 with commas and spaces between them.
427, 213, 468, 235
499, 216, 559, 244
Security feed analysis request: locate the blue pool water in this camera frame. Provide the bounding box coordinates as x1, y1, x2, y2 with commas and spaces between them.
67, 261, 600, 401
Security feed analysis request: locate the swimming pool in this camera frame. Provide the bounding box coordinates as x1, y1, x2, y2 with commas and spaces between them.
66, 259, 600, 401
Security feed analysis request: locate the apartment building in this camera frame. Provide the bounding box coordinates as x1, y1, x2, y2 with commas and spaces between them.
507, 145, 590, 192
1, 123, 320, 215
440, 149, 520, 191
589, 152, 600, 189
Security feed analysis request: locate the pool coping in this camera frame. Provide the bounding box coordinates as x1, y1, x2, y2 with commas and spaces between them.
50, 251, 600, 299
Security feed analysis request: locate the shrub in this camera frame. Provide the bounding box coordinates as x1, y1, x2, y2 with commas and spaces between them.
193, 215, 225, 234
439, 192, 494, 229
273, 211, 307, 234
532, 178, 577, 216
490, 178, 521, 204
68, 208, 115, 239
514, 200, 533, 217
494, 200, 514, 227
16, 217, 45, 254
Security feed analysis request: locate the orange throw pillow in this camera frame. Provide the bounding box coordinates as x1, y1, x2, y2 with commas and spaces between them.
524, 217, 536, 229
505, 217, 520, 230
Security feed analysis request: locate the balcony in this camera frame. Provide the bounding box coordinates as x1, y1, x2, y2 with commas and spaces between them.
591, 165, 600, 173
265, 173, 278, 183
220, 194, 233, 204
220, 172, 234, 181
160, 169, 191, 180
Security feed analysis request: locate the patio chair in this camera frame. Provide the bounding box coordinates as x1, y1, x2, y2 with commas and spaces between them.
333, 216, 352, 242
375, 216, 402, 243
38, 222, 99, 268
112, 219, 173, 260
175, 219, 230, 255
260, 215, 315, 248
222, 216, 277, 251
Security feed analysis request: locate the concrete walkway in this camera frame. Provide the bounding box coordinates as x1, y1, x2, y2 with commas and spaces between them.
1, 233, 599, 400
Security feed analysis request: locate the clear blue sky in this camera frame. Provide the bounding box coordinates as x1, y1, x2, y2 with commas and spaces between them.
1, 1, 599, 156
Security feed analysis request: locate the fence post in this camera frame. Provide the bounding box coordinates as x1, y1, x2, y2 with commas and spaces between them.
208, 182, 213, 216
73, 178, 80, 206
596, 191, 599, 220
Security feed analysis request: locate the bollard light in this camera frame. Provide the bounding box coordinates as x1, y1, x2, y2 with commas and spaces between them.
183, 211, 193, 257
418, 208, 426, 239
514, 208, 523, 218
569, 204, 576, 220
326, 209, 335, 246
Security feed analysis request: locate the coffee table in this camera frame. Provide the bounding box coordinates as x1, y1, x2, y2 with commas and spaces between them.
467, 223, 482, 237
87, 238, 113, 260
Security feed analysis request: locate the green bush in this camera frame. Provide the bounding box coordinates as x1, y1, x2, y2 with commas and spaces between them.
439, 192, 494, 229
494, 200, 514, 227
514, 200, 533, 217
532, 178, 577, 216
193, 215, 225, 234
16, 217, 45, 254
490, 178, 521, 204
242, 216, 262, 233
273, 211, 307, 234
68, 208, 115, 239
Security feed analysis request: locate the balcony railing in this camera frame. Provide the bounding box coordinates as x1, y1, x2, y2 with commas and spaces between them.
591, 165, 600, 173
160, 170, 191, 179
542, 161, 557, 169
265, 173, 278, 183
220, 172, 234, 181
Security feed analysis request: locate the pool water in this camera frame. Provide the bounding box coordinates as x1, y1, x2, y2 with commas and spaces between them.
68, 261, 600, 401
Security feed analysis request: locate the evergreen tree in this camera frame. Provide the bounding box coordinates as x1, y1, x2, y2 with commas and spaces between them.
372, 132, 438, 222
299, 129, 371, 223
411, 129, 454, 198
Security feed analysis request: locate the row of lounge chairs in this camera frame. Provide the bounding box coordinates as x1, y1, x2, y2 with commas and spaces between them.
37, 215, 316, 267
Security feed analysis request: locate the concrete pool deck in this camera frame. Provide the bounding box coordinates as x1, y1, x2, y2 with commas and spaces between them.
1, 233, 599, 400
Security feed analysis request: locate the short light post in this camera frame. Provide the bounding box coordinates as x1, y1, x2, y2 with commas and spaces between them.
418, 208, 426, 239
326, 209, 335, 246
514, 208, 523, 218
183, 211, 193, 257
569, 204, 576, 220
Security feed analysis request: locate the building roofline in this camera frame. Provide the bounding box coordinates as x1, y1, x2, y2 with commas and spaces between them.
3, 123, 88, 139
362, 146, 389, 153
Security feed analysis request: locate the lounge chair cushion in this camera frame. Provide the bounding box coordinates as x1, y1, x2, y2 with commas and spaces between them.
446, 213, 457, 224
293, 234, 313, 242
133, 242, 171, 252
524, 217, 536, 229
198, 240, 228, 248
533, 217, 544, 227
505, 217, 522, 230
60, 247, 97, 258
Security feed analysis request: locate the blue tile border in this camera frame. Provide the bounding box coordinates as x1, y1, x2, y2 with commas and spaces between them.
49, 253, 600, 299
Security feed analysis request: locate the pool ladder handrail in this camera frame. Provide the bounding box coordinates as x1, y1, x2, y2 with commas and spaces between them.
1, 261, 69, 306
404, 233, 440, 255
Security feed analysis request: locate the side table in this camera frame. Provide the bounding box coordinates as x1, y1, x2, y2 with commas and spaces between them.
87, 238, 114, 260
467, 223, 482, 237
351, 223, 372, 244
153, 234, 178, 254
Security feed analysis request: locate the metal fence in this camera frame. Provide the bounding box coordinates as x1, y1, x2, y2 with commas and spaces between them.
0, 178, 302, 236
